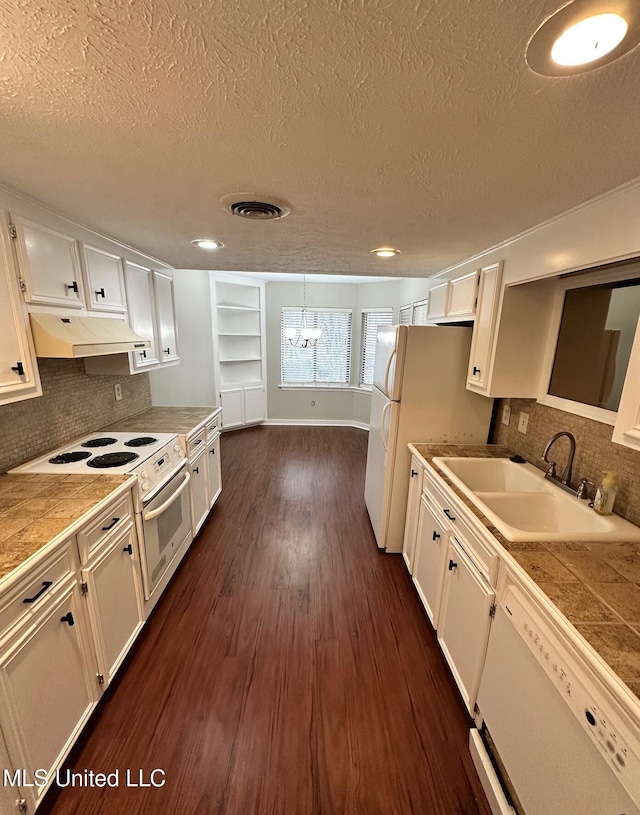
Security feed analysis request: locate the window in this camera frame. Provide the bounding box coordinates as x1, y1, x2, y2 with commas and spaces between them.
412, 299, 429, 325
399, 304, 412, 325
360, 309, 394, 386
281, 308, 352, 384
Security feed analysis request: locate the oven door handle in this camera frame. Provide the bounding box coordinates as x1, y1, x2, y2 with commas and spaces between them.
143, 471, 191, 522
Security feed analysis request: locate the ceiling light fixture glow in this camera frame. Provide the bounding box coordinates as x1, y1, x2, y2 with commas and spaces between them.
551, 13, 628, 65
526, 0, 640, 77
192, 239, 224, 250
371, 247, 400, 258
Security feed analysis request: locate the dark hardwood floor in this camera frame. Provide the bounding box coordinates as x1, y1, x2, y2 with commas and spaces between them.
41, 425, 491, 815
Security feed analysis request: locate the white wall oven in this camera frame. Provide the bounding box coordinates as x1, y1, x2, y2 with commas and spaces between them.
11, 431, 193, 600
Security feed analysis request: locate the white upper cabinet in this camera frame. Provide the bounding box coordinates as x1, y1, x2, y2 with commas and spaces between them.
0, 215, 41, 405
426, 281, 449, 321
82, 245, 127, 313
153, 271, 179, 363
11, 215, 84, 308
467, 262, 503, 391
123, 262, 161, 370
427, 271, 479, 323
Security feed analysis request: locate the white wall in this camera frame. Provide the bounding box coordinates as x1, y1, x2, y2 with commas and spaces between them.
149, 270, 217, 406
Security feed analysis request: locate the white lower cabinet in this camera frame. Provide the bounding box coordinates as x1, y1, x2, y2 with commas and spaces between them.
82, 523, 144, 688
189, 444, 209, 535
0, 725, 24, 814
0, 577, 97, 812
207, 433, 222, 509
221, 384, 266, 429
412, 494, 448, 627
401, 456, 424, 574
437, 536, 495, 714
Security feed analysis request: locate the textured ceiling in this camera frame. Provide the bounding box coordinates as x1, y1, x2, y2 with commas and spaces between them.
1, 0, 639, 277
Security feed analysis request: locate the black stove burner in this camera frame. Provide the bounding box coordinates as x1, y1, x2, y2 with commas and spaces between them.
87, 451, 139, 469
81, 437, 118, 448
49, 451, 92, 465
124, 436, 158, 448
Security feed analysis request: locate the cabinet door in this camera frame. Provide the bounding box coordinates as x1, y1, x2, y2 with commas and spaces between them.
427, 281, 449, 320
612, 314, 640, 452
468, 262, 503, 390
83, 245, 126, 313
0, 223, 41, 405
0, 726, 25, 814
413, 495, 448, 627
0, 580, 97, 811
448, 271, 479, 318
153, 271, 179, 363
82, 524, 144, 687
206, 434, 222, 509
221, 388, 245, 429
12, 216, 84, 308
437, 537, 495, 713
190, 446, 209, 535
401, 458, 423, 574
123, 261, 160, 369
244, 385, 266, 424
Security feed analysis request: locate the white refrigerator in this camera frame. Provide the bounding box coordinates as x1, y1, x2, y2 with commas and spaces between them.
364, 324, 493, 552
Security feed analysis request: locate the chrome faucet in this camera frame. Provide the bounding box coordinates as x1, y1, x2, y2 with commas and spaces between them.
541, 431, 576, 486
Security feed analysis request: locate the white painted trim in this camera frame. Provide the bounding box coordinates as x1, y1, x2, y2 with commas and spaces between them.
263, 419, 369, 430
278, 384, 365, 392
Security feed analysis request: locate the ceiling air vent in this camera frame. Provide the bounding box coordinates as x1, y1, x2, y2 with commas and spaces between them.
220, 193, 291, 220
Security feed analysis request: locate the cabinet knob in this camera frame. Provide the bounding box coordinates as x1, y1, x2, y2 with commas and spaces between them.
432, 531, 440, 541
60, 612, 75, 626
472, 366, 480, 376
123, 543, 133, 555
448, 559, 458, 571
11, 361, 25, 376
140, 349, 147, 358
411, 469, 419, 477
66, 281, 79, 293
165, 347, 171, 355
209, 448, 215, 455
193, 466, 199, 474
95, 287, 106, 298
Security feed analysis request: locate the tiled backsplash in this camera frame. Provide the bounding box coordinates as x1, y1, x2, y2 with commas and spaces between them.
492, 398, 640, 527
0, 359, 152, 473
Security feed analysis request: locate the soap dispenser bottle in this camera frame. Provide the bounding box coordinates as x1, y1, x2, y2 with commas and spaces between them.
593, 471, 618, 516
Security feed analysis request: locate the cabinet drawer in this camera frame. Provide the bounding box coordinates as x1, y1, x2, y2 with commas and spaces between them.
77, 491, 133, 563
0, 540, 78, 638
187, 428, 207, 458
206, 416, 220, 441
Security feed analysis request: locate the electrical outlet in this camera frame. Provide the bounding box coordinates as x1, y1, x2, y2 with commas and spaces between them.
114, 384, 122, 402
518, 411, 529, 434
502, 405, 511, 426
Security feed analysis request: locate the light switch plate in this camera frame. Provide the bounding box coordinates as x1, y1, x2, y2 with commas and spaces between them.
502, 405, 511, 426
518, 412, 529, 434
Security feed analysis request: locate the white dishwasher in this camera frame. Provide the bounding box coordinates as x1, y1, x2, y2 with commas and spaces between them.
472, 585, 640, 815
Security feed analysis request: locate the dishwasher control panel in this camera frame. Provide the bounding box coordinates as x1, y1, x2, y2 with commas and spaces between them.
503, 586, 640, 806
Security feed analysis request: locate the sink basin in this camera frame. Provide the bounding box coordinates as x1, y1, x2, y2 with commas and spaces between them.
432, 456, 640, 542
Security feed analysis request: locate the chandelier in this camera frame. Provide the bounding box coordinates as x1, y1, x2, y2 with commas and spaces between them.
284, 275, 322, 348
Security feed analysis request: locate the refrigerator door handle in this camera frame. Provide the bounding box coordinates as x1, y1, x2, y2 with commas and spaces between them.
380, 401, 392, 451
383, 346, 397, 397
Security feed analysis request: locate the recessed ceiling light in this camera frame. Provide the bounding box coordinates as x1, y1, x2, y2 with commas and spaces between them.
192, 239, 224, 250
527, 0, 640, 77
371, 247, 401, 258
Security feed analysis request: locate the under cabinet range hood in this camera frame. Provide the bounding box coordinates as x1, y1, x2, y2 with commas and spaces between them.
29, 313, 151, 358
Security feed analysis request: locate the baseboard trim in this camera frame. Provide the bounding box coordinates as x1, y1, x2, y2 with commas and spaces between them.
263, 419, 369, 431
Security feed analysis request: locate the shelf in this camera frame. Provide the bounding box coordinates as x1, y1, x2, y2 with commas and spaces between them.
220, 357, 262, 363
218, 332, 262, 337
217, 305, 260, 312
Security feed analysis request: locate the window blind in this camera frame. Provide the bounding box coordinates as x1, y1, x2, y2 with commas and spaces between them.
281, 308, 352, 384
399, 305, 412, 325
412, 299, 429, 325
361, 309, 394, 385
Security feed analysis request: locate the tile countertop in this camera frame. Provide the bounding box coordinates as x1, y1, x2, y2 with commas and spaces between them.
410, 443, 640, 701
102, 406, 220, 436
0, 473, 132, 582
